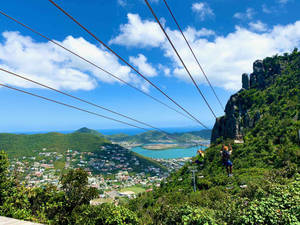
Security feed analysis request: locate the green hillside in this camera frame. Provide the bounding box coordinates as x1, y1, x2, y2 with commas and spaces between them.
74, 127, 105, 137
107, 129, 211, 143
0, 129, 167, 176
125, 50, 300, 224
0, 51, 299, 225
0, 132, 110, 157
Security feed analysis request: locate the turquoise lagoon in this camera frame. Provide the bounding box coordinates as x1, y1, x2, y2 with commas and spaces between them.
131, 146, 206, 159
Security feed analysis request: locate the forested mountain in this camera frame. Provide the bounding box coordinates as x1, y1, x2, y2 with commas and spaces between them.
107, 129, 212, 143
74, 127, 106, 137
0, 51, 299, 224
0, 130, 166, 175
125, 50, 300, 224
0, 132, 110, 157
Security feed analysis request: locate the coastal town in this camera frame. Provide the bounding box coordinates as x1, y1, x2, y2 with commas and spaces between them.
113, 140, 210, 151
8, 144, 193, 202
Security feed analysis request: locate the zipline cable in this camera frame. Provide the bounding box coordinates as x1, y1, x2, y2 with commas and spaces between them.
144, 0, 217, 119
0, 67, 172, 134
162, 0, 224, 111
0, 10, 194, 124
47, 0, 208, 129
0, 83, 149, 131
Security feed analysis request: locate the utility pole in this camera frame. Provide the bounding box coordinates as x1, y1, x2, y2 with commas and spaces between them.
188, 165, 197, 192
191, 169, 197, 192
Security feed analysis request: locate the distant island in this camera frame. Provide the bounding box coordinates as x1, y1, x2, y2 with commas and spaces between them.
106, 129, 211, 149
142, 143, 182, 150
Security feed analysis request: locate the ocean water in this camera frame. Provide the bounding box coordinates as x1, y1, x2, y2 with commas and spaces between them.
131, 146, 206, 159
98, 126, 204, 135
14, 126, 205, 136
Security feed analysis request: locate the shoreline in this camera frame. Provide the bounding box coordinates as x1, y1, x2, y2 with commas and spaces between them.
142, 144, 191, 151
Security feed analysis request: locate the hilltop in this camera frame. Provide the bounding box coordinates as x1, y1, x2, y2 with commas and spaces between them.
107, 129, 211, 144
126, 50, 300, 224
212, 52, 299, 143
74, 127, 105, 137
0, 132, 110, 157
0, 130, 166, 175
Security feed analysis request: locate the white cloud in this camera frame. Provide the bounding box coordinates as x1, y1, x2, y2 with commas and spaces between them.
192, 2, 214, 21
0, 31, 148, 91
262, 4, 272, 14
234, 8, 255, 20
109, 13, 165, 48
158, 64, 171, 76
129, 54, 157, 77
110, 14, 214, 48
185, 26, 215, 37
111, 15, 300, 91
164, 22, 300, 90
249, 21, 268, 32
278, 0, 289, 4
117, 0, 126, 7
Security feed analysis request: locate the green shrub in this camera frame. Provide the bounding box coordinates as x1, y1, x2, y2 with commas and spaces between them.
72, 204, 139, 225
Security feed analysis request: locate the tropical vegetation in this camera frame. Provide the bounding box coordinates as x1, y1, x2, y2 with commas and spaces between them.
0, 50, 299, 224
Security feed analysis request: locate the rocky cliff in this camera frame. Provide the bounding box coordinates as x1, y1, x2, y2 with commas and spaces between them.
211, 57, 284, 143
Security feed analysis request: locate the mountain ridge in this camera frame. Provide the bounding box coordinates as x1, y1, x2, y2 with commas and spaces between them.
126, 50, 300, 224
107, 129, 211, 143
0, 130, 167, 174
212, 50, 300, 143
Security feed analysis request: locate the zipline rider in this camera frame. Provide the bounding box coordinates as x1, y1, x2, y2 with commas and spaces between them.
220, 144, 233, 177
194, 149, 205, 165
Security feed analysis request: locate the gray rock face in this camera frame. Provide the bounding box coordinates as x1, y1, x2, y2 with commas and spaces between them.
211, 92, 249, 143
242, 73, 250, 90
250, 60, 266, 89
248, 59, 281, 90
211, 58, 281, 143
253, 60, 264, 73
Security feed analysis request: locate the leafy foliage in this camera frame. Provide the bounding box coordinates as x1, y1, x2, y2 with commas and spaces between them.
0, 51, 299, 224
0, 150, 10, 205
0, 132, 110, 157
107, 129, 212, 143
124, 50, 300, 224
0, 164, 138, 224
72, 204, 139, 225
60, 168, 98, 210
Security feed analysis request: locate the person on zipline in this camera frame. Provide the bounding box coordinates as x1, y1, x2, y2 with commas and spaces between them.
194, 149, 205, 165
221, 144, 233, 177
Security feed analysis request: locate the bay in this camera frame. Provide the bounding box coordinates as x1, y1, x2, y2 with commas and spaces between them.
131, 146, 206, 159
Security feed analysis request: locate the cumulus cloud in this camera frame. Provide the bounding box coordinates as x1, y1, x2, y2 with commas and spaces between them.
191, 2, 214, 21
109, 13, 165, 48
163, 22, 300, 90
0, 32, 96, 91
158, 64, 171, 76
110, 14, 214, 48
234, 8, 255, 20
278, 0, 289, 4
111, 15, 300, 91
185, 26, 215, 37
249, 21, 268, 32
117, 0, 126, 7
129, 54, 157, 77
262, 4, 272, 14
0, 31, 149, 91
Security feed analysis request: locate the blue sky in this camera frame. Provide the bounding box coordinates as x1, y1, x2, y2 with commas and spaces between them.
0, 0, 299, 133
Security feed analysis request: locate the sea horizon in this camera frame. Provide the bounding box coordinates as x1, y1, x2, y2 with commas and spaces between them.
3, 126, 211, 136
